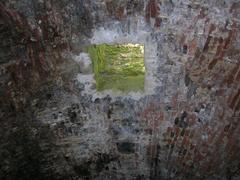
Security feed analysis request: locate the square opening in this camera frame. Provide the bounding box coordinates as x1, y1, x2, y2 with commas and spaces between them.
88, 44, 145, 92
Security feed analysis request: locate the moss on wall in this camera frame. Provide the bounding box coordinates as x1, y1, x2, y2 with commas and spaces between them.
88, 44, 145, 92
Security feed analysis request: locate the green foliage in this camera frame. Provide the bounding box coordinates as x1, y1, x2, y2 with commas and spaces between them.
87, 44, 145, 92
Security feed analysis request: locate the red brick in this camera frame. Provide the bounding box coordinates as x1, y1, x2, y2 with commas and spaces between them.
146, 0, 160, 20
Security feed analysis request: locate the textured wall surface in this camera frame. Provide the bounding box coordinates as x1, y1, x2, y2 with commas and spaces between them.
0, 0, 240, 180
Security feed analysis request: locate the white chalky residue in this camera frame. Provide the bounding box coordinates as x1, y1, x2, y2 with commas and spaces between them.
90, 27, 149, 44
76, 74, 96, 94
91, 17, 149, 44
73, 53, 91, 66
73, 53, 92, 74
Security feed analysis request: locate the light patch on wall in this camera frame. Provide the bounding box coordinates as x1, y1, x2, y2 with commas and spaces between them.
75, 20, 159, 100
87, 44, 145, 92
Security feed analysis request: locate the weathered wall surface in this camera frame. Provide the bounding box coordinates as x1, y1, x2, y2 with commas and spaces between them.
0, 0, 240, 180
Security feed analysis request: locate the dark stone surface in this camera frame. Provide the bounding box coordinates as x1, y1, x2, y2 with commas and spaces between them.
117, 142, 135, 154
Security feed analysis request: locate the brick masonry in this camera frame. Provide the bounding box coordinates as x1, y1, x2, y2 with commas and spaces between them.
0, 0, 239, 180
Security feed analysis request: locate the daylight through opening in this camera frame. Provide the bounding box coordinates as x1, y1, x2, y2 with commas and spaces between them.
88, 44, 145, 92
